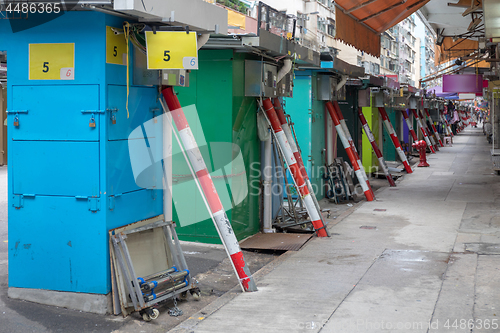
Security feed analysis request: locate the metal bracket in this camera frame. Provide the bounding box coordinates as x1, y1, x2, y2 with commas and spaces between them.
75, 196, 100, 212
81, 110, 106, 114
108, 193, 122, 211
12, 194, 35, 209
6, 110, 29, 114
88, 197, 100, 212
13, 194, 23, 209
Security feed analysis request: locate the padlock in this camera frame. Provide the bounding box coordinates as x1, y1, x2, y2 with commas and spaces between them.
13, 116, 19, 127
89, 116, 96, 128
111, 114, 116, 125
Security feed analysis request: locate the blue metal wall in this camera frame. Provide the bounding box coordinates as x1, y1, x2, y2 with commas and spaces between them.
1, 12, 162, 294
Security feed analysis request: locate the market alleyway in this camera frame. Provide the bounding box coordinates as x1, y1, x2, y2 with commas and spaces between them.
172, 126, 500, 333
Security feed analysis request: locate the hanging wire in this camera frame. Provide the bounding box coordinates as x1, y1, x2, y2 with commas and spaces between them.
123, 21, 131, 118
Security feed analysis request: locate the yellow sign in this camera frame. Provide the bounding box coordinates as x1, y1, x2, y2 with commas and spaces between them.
29, 43, 74, 80
145, 31, 198, 70
106, 26, 127, 65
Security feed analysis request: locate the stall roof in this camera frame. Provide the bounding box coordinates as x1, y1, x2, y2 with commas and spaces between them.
204, 31, 321, 68
335, 0, 430, 57
320, 58, 365, 78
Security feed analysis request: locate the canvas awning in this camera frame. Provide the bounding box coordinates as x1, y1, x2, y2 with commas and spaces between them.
435, 37, 481, 64
335, 0, 430, 57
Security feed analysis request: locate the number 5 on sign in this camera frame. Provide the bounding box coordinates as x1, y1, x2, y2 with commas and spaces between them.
145, 31, 198, 70
29, 43, 75, 80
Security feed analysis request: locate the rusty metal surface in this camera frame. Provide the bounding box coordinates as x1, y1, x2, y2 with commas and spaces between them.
239, 233, 313, 251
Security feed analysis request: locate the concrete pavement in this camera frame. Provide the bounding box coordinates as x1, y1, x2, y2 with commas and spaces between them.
173, 127, 500, 333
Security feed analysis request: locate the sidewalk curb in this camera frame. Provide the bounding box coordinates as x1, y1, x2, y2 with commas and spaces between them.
169, 201, 362, 332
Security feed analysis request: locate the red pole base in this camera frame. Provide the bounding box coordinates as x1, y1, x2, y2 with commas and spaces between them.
413, 140, 429, 167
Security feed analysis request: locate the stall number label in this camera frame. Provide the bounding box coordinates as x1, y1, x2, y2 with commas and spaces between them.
145, 31, 198, 70
106, 26, 127, 65
29, 43, 74, 80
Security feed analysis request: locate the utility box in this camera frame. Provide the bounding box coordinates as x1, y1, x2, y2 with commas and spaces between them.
244, 60, 277, 97
277, 71, 293, 98
392, 96, 407, 109
358, 88, 371, 107
134, 49, 189, 87
316, 75, 335, 101
408, 97, 418, 109
1, 12, 162, 311
372, 90, 389, 107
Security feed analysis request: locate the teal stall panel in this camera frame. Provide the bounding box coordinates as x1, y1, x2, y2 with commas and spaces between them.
107, 85, 160, 141
8, 196, 108, 294
12, 141, 99, 197
10, 85, 100, 141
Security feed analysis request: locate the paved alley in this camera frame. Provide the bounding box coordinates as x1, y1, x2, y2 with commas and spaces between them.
172, 127, 500, 333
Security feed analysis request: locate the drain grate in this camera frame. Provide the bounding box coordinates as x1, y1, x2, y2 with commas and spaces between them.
374, 209, 387, 212
360, 226, 377, 230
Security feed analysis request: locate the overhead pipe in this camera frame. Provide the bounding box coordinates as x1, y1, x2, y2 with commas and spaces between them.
336, 75, 348, 92
161, 86, 257, 292
276, 59, 292, 85
197, 33, 210, 50
262, 98, 329, 237
326, 101, 375, 201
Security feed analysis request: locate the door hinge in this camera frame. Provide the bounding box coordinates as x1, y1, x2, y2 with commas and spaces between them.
75, 196, 100, 212
13, 194, 35, 209
13, 194, 23, 209
108, 193, 122, 211
88, 197, 100, 212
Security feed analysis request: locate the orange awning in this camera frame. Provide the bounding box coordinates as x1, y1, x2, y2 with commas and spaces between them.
335, 0, 430, 57
436, 37, 482, 65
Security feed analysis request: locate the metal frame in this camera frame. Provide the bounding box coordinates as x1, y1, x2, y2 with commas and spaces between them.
111, 219, 194, 312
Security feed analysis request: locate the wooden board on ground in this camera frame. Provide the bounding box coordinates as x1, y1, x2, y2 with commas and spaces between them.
240, 233, 313, 251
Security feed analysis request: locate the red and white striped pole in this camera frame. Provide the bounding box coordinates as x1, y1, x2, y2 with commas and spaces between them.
273, 99, 330, 236
357, 108, 396, 187
402, 109, 418, 141
424, 108, 444, 147
326, 102, 375, 201
273, 99, 308, 181
262, 98, 329, 237
378, 107, 413, 174
441, 114, 453, 136
162, 86, 257, 292
332, 101, 375, 198
419, 109, 439, 151
410, 109, 435, 153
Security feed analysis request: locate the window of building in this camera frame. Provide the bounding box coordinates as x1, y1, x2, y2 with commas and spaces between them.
357, 56, 362, 67
327, 18, 335, 36
317, 17, 327, 33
